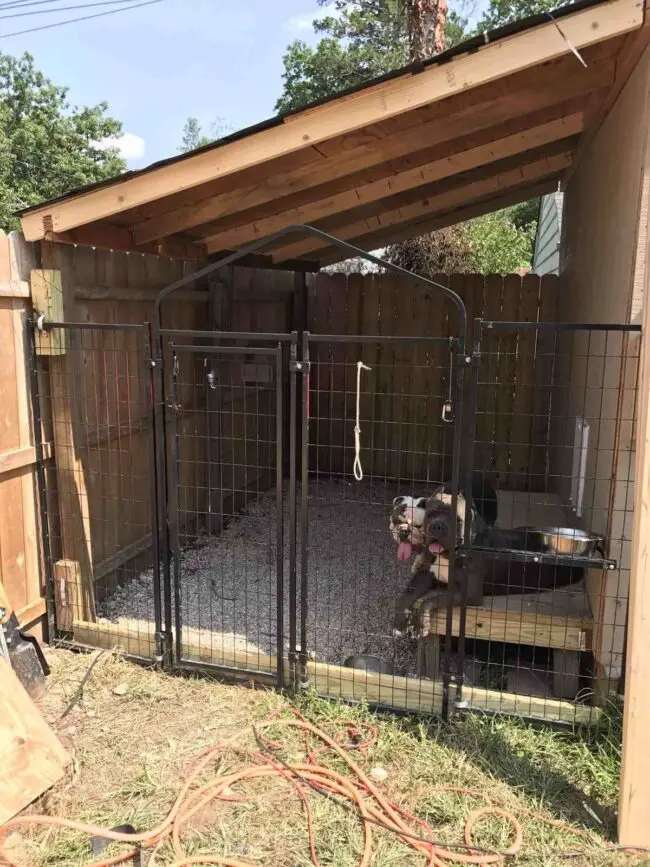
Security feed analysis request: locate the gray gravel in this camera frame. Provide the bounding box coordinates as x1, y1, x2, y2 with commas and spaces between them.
98, 478, 420, 675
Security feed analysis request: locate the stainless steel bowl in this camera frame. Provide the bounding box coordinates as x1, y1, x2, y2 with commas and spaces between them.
535, 527, 603, 556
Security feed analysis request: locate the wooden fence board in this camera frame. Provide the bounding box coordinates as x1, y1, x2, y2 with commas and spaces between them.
304, 271, 558, 489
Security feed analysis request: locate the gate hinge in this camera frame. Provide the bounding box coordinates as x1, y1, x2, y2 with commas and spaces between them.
154, 630, 173, 667
290, 360, 310, 374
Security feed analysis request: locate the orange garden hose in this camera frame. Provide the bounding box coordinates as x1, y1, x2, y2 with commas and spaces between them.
0, 707, 636, 867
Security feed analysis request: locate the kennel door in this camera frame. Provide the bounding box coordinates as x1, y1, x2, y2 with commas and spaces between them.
163, 340, 286, 687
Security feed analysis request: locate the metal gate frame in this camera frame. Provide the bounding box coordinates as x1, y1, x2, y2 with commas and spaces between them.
300, 330, 470, 718
149, 225, 468, 714
157, 331, 296, 688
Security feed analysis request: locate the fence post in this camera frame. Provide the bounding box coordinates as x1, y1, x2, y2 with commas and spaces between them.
32, 268, 96, 624
619, 300, 650, 845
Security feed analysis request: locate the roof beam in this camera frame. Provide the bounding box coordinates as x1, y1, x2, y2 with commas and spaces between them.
21, 0, 641, 241
131, 61, 613, 245
271, 150, 573, 262
203, 113, 583, 254
41, 224, 206, 259
318, 179, 559, 264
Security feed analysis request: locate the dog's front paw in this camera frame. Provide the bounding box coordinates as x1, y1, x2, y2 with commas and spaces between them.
410, 552, 425, 576
392, 610, 411, 638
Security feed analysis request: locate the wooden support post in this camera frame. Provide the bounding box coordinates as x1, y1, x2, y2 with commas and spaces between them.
32, 266, 96, 621
417, 635, 441, 680
619, 291, 650, 845
31, 270, 65, 356
52, 559, 81, 632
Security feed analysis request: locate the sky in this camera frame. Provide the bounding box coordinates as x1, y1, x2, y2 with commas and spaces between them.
0, 0, 338, 169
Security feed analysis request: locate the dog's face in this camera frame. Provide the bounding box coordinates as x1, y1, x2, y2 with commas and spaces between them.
423, 488, 468, 562
389, 496, 426, 560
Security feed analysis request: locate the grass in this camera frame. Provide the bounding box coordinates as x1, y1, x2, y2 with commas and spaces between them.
6, 647, 645, 866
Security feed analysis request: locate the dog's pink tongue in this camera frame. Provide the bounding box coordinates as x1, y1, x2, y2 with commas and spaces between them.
397, 541, 412, 562
428, 541, 446, 555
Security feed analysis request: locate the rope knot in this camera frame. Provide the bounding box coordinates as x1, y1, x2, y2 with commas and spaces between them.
353, 361, 371, 481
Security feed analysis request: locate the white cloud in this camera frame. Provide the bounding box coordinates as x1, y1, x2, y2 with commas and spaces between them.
97, 132, 145, 161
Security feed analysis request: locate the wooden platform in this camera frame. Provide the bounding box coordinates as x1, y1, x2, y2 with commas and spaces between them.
420, 584, 593, 651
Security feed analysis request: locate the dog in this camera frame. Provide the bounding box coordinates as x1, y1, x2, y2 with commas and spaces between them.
393, 492, 584, 636
389, 496, 427, 563
389, 474, 498, 574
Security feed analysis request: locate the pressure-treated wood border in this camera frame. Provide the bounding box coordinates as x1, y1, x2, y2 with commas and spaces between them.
72, 619, 600, 725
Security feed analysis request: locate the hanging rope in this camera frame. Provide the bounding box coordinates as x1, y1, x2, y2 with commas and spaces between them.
353, 361, 371, 481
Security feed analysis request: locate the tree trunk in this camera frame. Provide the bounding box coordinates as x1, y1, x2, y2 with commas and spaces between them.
407, 0, 448, 61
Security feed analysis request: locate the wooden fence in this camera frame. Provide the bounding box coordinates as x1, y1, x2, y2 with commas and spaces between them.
306, 271, 558, 488
0, 233, 44, 635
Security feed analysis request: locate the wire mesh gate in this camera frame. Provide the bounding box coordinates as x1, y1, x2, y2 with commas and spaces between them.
157, 331, 296, 688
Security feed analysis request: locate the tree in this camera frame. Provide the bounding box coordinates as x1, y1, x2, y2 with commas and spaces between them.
386, 225, 475, 274
275, 0, 552, 271
179, 116, 234, 153
386, 210, 536, 275
0, 52, 126, 232
275, 0, 467, 113
474, 0, 565, 31
407, 0, 448, 60
459, 210, 537, 273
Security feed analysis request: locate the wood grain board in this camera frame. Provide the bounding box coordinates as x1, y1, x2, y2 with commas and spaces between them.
72, 619, 599, 724
0, 656, 70, 825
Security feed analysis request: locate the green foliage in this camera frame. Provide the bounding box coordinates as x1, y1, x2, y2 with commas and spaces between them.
0, 52, 126, 232
508, 197, 542, 231
388, 210, 537, 275
459, 209, 537, 274
274, 0, 552, 271
179, 116, 233, 153
275, 0, 467, 113
475, 0, 567, 31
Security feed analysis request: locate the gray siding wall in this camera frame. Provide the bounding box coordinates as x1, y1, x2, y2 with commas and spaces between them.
532, 192, 563, 275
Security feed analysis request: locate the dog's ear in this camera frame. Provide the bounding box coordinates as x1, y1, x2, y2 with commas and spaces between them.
414, 497, 427, 510
392, 496, 406, 508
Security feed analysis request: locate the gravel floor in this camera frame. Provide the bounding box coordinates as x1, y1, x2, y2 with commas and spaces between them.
98, 478, 421, 675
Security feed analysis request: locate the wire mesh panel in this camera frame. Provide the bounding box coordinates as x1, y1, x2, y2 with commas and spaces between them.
299, 332, 463, 715
160, 336, 288, 686
455, 320, 640, 722
33, 322, 160, 663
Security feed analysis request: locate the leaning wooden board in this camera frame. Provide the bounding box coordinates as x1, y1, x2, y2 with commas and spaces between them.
0, 657, 70, 825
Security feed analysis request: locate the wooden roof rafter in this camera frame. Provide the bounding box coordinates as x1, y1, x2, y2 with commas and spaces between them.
18, 0, 646, 265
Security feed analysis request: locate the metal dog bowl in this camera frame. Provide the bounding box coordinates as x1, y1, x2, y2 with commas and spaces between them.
535, 527, 604, 556
344, 655, 393, 675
